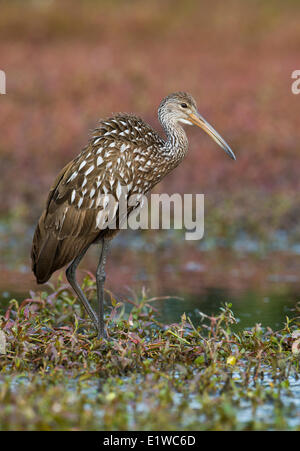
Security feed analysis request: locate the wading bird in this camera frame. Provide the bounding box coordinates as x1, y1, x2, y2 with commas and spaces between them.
31, 92, 236, 338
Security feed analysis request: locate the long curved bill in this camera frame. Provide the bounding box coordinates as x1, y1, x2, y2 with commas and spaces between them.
188, 112, 236, 160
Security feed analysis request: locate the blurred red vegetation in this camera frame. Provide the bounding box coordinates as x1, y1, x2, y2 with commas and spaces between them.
1, 0, 300, 238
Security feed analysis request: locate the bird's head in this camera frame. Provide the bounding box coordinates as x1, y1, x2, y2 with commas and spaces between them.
159, 92, 236, 160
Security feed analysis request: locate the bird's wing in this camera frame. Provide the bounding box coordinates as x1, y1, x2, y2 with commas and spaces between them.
43, 152, 128, 239
43, 114, 164, 239
32, 115, 163, 283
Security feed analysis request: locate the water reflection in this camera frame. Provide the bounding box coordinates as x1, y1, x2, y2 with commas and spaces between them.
156, 287, 298, 330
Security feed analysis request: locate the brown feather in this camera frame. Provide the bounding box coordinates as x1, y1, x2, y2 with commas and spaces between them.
31, 161, 101, 283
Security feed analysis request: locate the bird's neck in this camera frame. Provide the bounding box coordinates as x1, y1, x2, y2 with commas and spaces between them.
159, 117, 189, 162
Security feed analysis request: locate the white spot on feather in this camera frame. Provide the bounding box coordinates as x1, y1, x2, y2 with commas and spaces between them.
120, 143, 129, 152
85, 165, 94, 176
97, 156, 104, 166
79, 160, 87, 171
67, 171, 78, 183
104, 129, 117, 136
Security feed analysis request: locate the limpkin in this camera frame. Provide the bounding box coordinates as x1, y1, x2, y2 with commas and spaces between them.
31, 92, 236, 338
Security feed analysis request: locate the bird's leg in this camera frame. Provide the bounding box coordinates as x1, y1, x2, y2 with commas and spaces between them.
66, 246, 99, 333
96, 239, 110, 339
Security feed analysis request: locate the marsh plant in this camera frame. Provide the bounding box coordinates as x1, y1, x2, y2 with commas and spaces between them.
0, 275, 299, 431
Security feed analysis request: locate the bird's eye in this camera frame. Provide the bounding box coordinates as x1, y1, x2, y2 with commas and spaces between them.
181, 103, 188, 108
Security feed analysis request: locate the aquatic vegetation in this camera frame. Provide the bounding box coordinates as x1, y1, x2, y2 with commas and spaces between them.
0, 276, 299, 430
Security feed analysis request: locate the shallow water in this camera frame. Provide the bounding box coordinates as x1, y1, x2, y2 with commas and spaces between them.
156, 288, 298, 330
5, 369, 300, 430
0, 282, 298, 332
1, 237, 300, 331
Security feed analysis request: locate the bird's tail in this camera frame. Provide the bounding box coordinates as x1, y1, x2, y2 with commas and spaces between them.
31, 212, 59, 284
31, 211, 95, 284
